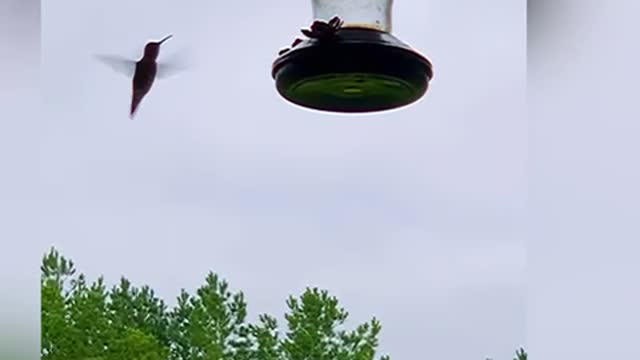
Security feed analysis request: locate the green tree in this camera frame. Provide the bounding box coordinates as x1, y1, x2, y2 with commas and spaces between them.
275, 287, 389, 360
249, 289, 391, 360
107, 328, 169, 360
64, 273, 111, 359
514, 347, 527, 360
41, 247, 527, 360
41, 247, 171, 360
41, 247, 76, 360
168, 272, 252, 360
108, 278, 171, 347
250, 314, 281, 360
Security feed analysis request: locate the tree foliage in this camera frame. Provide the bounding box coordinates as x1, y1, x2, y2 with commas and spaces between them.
41, 247, 526, 359
514, 347, 527, 360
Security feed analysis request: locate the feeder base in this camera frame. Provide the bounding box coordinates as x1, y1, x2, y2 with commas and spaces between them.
272, 27, 433, 113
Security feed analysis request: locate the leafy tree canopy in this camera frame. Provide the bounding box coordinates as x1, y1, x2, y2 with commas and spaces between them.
41, 247, 526, 360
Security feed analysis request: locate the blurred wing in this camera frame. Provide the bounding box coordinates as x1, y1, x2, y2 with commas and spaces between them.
157, 63, 189, 79
157, 51, 191, 79
95, 54, 136, 78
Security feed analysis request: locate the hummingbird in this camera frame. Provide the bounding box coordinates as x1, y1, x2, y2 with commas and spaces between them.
129, 34, 173, 118
96, 34, 183, 118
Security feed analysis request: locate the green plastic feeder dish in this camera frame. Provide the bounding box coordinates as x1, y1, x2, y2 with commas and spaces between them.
271, 0, 434, 113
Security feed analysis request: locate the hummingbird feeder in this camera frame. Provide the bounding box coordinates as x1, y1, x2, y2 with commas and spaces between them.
272, 0, 434, 113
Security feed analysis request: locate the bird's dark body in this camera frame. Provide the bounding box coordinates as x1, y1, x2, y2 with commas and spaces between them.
130, 59, 157, 117
129, 35, 172, 118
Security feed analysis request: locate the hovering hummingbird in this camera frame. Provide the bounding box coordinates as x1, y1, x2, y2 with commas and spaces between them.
96, 34, 185, 118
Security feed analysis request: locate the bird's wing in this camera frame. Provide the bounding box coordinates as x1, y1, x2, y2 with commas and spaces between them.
95, 54, 136, 78
156, 63, 188, 79
156, 51, 191, 79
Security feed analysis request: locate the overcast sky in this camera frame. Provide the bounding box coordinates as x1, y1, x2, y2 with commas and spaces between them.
39, 1, 525, 359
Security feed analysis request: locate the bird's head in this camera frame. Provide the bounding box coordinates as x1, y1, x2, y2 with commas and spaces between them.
144, 34, 172, 59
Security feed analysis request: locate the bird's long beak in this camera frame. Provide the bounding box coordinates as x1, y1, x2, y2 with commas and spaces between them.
158, 34, 172, 45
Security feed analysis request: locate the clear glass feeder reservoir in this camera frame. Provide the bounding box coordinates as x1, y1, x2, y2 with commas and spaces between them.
272, 0, 434, 113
